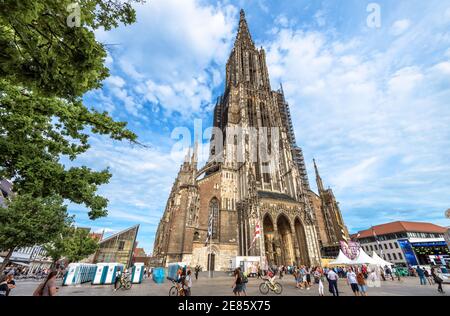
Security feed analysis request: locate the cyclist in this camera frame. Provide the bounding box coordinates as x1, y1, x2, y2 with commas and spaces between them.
266, 268, 277, 287
175, 267, 186, 296
113, 269, 122, 291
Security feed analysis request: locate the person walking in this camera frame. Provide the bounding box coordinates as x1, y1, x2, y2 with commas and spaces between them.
194, 265, 200, 280
241, 270, 248, 296
431, 267, 445, 294
315, 268, 325, 296
232, 268, 243, 296
5, 273, 16, 296
185, 270, 193, 296
306, 267, 312, 287
257, 266, 262, 279
424, 268, 433, 285
0, 275, 9, 297
327, 268, 339, 296
357, 270, 368, 296
347, 267, 360, 296
385, 266, 394, 281
303, 266, 310, 290
33, 271, 58, 296
416, 266, 426, 285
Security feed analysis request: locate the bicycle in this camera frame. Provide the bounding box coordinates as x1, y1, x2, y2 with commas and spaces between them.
168, 277, 186, 296
259, 276, 283, 295
115, 273, 132, 291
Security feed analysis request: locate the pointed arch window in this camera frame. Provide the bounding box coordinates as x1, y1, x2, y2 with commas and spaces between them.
209, 198, 220, 239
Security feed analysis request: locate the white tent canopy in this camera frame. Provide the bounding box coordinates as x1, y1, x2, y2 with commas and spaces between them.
371, 251, 394, 266
329, 250, 354, 265
351, 248, 379, 265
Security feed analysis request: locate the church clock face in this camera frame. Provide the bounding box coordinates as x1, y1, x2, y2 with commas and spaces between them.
446, 209, 450, 219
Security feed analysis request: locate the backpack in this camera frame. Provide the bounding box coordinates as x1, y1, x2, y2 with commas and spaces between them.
242, 273, 248, 284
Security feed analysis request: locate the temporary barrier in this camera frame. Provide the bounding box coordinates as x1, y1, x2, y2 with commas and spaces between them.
152, 267, 165, 284
92, 263, 125, 285
131, 263, 145, 284
63, 263, 97, 286
92, 263, 109, 285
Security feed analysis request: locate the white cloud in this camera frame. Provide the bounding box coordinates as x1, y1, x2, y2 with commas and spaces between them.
96, 0, 237, 117
274, 15, 289, 28
391, 19, 411, 36
387, 66, 423, 97
331, 157, 380, 191
93, 227, 117, 234
432, 61, 450, 74
105, 75, 125, 88
263, 14, 450, 227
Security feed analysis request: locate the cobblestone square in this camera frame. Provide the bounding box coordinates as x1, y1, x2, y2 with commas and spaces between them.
10, 273, 449, 297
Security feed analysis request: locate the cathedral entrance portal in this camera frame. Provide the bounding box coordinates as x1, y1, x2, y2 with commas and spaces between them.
294, 217, 310, 266
276, 214, 295, 266
263, 214, 277, 267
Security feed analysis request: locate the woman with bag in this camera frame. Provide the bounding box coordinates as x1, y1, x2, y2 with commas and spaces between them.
431, 267, 445, 294
33, 271, 58, 296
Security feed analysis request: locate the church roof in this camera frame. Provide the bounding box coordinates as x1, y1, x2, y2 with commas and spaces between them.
258, 190, 297, 203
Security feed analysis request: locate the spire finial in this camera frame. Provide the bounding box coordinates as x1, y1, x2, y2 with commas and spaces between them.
313, 159, 325, 193
184, 147, 191, 163
192, 138, 198, 164
235, 8, 254, 46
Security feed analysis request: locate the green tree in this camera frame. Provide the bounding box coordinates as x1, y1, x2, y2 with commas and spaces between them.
0, 194, 71, 272
64, 227, 99, 263
44, 226, 99, 265
0, 0, 143, 272
43, 229, 70, 267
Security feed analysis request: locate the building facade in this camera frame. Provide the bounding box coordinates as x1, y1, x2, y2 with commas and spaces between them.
153, 10, 348, 270
354, 221, 449, 267
0, 245, 53, 273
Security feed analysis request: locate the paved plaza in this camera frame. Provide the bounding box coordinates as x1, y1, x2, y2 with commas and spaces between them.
10, 273, 449, 296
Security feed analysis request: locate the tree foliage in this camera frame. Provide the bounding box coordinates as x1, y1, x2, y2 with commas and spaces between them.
0, 194, 72, 272
0, 0, 143, 219
44, 226, 99, 264
0, 194, 70, 251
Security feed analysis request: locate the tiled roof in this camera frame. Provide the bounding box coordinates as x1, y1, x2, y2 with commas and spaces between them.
356, 221, 446, 238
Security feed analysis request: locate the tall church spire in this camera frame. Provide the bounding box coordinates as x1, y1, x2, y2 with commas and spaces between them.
314, 159, 325, 193
235, 9, 254, 47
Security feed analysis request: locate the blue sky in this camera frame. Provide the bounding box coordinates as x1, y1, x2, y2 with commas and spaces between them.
69, 0, 450, 254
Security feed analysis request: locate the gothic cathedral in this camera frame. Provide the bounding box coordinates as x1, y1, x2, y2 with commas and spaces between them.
153, 10, 349, 270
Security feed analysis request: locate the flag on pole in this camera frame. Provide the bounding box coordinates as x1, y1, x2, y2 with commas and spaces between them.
205, 212, 214, 246
372, 226, 383, 255
248, 222, 261, 250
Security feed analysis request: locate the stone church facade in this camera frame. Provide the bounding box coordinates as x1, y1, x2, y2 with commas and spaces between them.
153, 10, 348, 270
